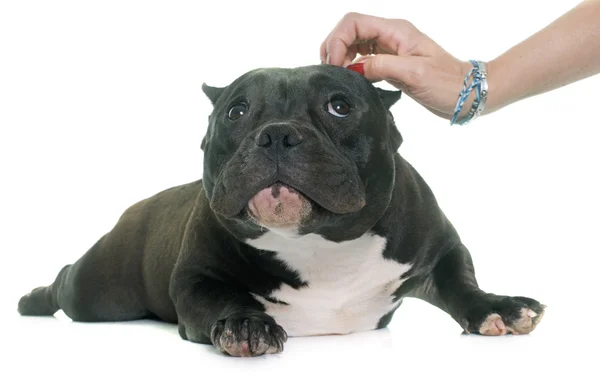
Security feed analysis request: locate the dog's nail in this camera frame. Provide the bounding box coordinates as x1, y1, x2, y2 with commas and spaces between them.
326, 53, 331, 64
527, 309, 537, 318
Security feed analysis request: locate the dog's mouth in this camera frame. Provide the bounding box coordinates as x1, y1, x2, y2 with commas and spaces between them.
211, 166, 366, 221
246, 182, 313, 228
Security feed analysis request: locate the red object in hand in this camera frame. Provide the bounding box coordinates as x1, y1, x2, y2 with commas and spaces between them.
346, 63, 365, 75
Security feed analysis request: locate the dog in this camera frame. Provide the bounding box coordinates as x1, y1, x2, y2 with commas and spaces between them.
18, 65, 545, 356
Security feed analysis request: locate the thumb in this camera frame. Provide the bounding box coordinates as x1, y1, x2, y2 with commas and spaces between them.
360, 54, 421, 87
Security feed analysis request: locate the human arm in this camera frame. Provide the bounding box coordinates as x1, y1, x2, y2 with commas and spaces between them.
320, 1, 600, 120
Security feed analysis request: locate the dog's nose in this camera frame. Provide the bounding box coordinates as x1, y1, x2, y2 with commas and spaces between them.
255, 124, 303, 148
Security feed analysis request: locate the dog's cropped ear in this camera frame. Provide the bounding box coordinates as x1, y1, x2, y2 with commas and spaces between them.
376, 88, 403, 151
376, 88, 402, 109
202, 83, 225, 105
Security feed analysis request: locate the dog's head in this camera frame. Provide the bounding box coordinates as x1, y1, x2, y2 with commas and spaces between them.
201, 65, 401, 241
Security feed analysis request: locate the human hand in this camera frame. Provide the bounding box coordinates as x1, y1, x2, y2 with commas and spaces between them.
320, 12, 474, 119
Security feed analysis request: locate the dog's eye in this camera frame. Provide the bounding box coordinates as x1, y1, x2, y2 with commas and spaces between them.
327, 99, 351, 118
228, 103, 248, 120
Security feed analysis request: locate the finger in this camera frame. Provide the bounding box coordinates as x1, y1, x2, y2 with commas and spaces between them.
322, 13, 390, 66
321, 38, 357, 66
343, 45, 359, 67
350, 45, 395, 65
355, 42, 373, 57
340, 56, 355, 68
320, 32, 329, 63
320, 41, 356, 65
338, 45, 369, 68
362, 54, 423, 86
322, 13, 431, 67
354, 42, 395, 57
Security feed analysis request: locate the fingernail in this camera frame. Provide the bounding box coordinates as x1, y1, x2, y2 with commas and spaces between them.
352, 55, 370, 64
346, 62, 365, 75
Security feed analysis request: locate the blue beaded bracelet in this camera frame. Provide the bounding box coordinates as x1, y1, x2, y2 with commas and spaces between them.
450, 60, 488, 126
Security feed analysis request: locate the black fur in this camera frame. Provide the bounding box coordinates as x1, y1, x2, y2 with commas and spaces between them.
18, 65, 544, 356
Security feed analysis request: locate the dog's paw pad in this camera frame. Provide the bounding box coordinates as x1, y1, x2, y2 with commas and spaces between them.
478, 313, 507, 335
211, 315, 287, 357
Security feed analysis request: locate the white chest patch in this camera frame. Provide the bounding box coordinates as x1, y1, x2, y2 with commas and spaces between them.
245, 229, 412, 337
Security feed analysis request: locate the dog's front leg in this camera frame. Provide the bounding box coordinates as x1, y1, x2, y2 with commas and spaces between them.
169, 270, 287, 357
422, 244, 546, 335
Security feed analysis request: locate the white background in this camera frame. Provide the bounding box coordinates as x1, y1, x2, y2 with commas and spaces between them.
1, 0, 598, 386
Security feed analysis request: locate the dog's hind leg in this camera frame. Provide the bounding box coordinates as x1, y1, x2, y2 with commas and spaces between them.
17, 265, 69, 317
18, 234, 149, 322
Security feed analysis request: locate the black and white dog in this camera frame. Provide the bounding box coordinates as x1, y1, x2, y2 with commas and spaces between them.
18, 65, 545, 357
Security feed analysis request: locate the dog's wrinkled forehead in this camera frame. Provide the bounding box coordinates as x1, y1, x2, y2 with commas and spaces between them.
229, 70, 311, 114
202, 65, 399, 113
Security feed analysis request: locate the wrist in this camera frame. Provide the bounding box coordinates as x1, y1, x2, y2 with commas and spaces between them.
482, 56, 514, 115
452, 60, 488, 124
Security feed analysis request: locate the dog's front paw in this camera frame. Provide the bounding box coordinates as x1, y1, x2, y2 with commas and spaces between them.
463, 295, 546, 336
211, 315, 287, 357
